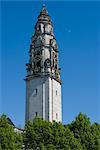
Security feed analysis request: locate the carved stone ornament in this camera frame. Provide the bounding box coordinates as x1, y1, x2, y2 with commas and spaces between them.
51, 39, 57, 49
34, 55, 41, 62
41, 36, 45, 44
44, 58, 51, 68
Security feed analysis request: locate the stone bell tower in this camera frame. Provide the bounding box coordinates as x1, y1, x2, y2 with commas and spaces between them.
25, 5, 62, 123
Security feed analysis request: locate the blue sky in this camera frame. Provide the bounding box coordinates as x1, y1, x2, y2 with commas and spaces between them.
1, 1, 100, 127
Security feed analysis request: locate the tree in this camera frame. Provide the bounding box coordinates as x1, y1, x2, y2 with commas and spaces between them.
21, 113, 100, 149
91, 123, 100, 149
64, 125, 82, 150
24, 117, 82, 150
1, 113, 100, 149
69, 112, 100, 150
24, 117, 54, 149
0, 115, 23, 150
51, 121, 82, 149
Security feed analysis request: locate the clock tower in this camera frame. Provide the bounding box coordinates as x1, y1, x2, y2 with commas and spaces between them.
25, 5, 62, 123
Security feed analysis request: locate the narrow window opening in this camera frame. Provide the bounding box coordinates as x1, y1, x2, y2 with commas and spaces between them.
43, 25, 45, 33
56, 113, 58, 119
53, 59, 54, 67
52, 52, 55, 67
35, 89, 37, 95
39, 24, 41, 31
36, 112, 38, 116
56, 90, 57, 95
37, 61, 41, 67
34, 62, 35, 67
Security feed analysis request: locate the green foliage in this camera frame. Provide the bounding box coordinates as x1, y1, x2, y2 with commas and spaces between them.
24, 113, 100, 150
69, 112, 100, 150
24, 117, 53, 149
0, 115, 23, 150
91, 123, 100, 149
1, 113, 100, 149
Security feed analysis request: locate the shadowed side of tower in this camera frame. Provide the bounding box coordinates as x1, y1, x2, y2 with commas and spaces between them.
25, 5, 62, 123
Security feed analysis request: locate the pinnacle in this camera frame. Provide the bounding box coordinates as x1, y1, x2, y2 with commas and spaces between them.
40, 4, 48, 15
37, 5, 51, 24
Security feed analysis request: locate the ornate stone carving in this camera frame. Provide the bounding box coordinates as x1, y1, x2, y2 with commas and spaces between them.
44, 58, 51, 68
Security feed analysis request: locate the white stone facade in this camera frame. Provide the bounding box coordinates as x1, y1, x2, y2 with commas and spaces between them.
25, 6, 62, 123
25, 76, 62, 122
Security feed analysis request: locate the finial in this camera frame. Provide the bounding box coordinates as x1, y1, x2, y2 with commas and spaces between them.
43, 4, 45, 7
40, 4, 48, 15
42, 4, 46, 11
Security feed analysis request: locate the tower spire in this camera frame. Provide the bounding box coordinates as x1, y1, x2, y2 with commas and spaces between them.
40, 4, 48, 15
37, 5, 51, 25
26, 6, 60, 82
